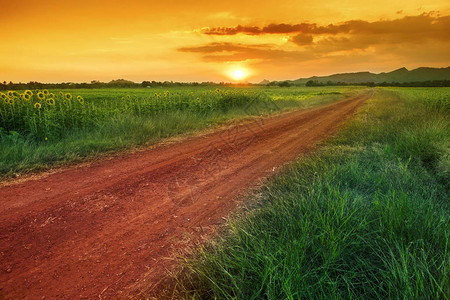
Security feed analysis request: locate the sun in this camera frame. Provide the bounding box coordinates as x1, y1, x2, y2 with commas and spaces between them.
232, 69, 246, 80
225, 67, 251, 81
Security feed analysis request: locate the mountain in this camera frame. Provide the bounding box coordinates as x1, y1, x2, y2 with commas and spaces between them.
289, 67, 450, 85
259, 79, 271, 85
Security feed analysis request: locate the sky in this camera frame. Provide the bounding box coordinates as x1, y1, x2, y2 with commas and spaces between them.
1, 0, 449, 83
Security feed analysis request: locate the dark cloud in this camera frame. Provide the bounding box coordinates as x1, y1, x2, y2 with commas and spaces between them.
201, 23, 315, 35
201, 13, 450, 43
290, 14, 450, 50
181, 13, 450, 67
179, 42, 315, 62
290, 34, 314, 45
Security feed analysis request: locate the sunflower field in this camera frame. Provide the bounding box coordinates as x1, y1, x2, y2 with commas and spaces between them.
0, 86, 357, 176
0, 88, 267, 141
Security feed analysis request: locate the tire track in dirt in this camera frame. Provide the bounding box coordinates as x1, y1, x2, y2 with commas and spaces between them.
0, 92, 370, 299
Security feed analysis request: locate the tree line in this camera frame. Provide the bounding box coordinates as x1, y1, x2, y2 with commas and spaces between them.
304, 80, 450, 87
0, 79, 252, 91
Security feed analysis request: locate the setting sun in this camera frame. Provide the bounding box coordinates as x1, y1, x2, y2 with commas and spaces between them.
233, 70, 245, 80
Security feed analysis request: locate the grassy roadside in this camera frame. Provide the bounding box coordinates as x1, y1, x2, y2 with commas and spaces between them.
176, 88, 449, 299
0, 87, 359, 180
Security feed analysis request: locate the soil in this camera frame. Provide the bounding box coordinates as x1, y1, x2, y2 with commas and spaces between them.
0, 92, 370, 299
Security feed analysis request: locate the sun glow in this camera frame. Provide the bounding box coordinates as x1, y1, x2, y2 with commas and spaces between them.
231, 69, 246, 81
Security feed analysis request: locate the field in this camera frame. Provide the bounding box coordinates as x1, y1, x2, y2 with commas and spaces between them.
0, 91, 371, 299
176, 87, 450, 299
0, 86, 448, 299
0, 86, 359, 177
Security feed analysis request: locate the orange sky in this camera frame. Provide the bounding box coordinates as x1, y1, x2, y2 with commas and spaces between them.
1, 0, 449, 83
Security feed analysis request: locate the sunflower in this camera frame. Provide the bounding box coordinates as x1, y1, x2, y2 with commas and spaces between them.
126, 95, 131, 101
46, 98, 55, 105
43, 89, 49, 95
12, 91, 19, 97
24, 93, 31, 101
25, 90, 33, 96
8, 98, 14, 105
59, 91, 64, 98
0, 93, 7, 100
65, 93, 72, 100
49, 93, 55, 98
76, 95, 84, 104
34, 102, 41, 109
37, 92, 45, 100
7, 91, 13, 97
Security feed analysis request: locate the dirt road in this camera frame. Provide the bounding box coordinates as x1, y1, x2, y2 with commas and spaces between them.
0, 92, 370, 299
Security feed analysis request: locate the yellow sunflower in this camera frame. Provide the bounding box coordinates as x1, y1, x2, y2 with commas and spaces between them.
34, 102, 41, 109
65, 93, 72, 100
37, 92, 45, 100
76, 95, 84, 104
46, 98, 55, 105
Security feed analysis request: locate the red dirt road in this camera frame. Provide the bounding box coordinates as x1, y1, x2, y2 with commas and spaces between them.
0, 92, 370, 299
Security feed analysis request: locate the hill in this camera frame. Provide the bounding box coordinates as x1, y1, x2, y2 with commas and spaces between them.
289, 67, 450, 85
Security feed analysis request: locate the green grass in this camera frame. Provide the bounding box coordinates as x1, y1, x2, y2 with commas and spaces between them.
0, 86, 358, 178
176, 87, 450, 299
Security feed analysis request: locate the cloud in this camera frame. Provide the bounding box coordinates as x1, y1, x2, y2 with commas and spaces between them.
179, 12, 450, 75
290, 34, 314, 45
291, 14, 450, 51
179, 42, 314, 63
178, 42, 272, 53
201, 13, 450, 44
202, 23, 316, 35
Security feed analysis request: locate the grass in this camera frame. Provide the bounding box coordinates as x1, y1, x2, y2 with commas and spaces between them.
175, 87, 450, 299
0, 86, 358, 179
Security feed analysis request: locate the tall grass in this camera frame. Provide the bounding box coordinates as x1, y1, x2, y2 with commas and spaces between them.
176, 88, 449, 299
